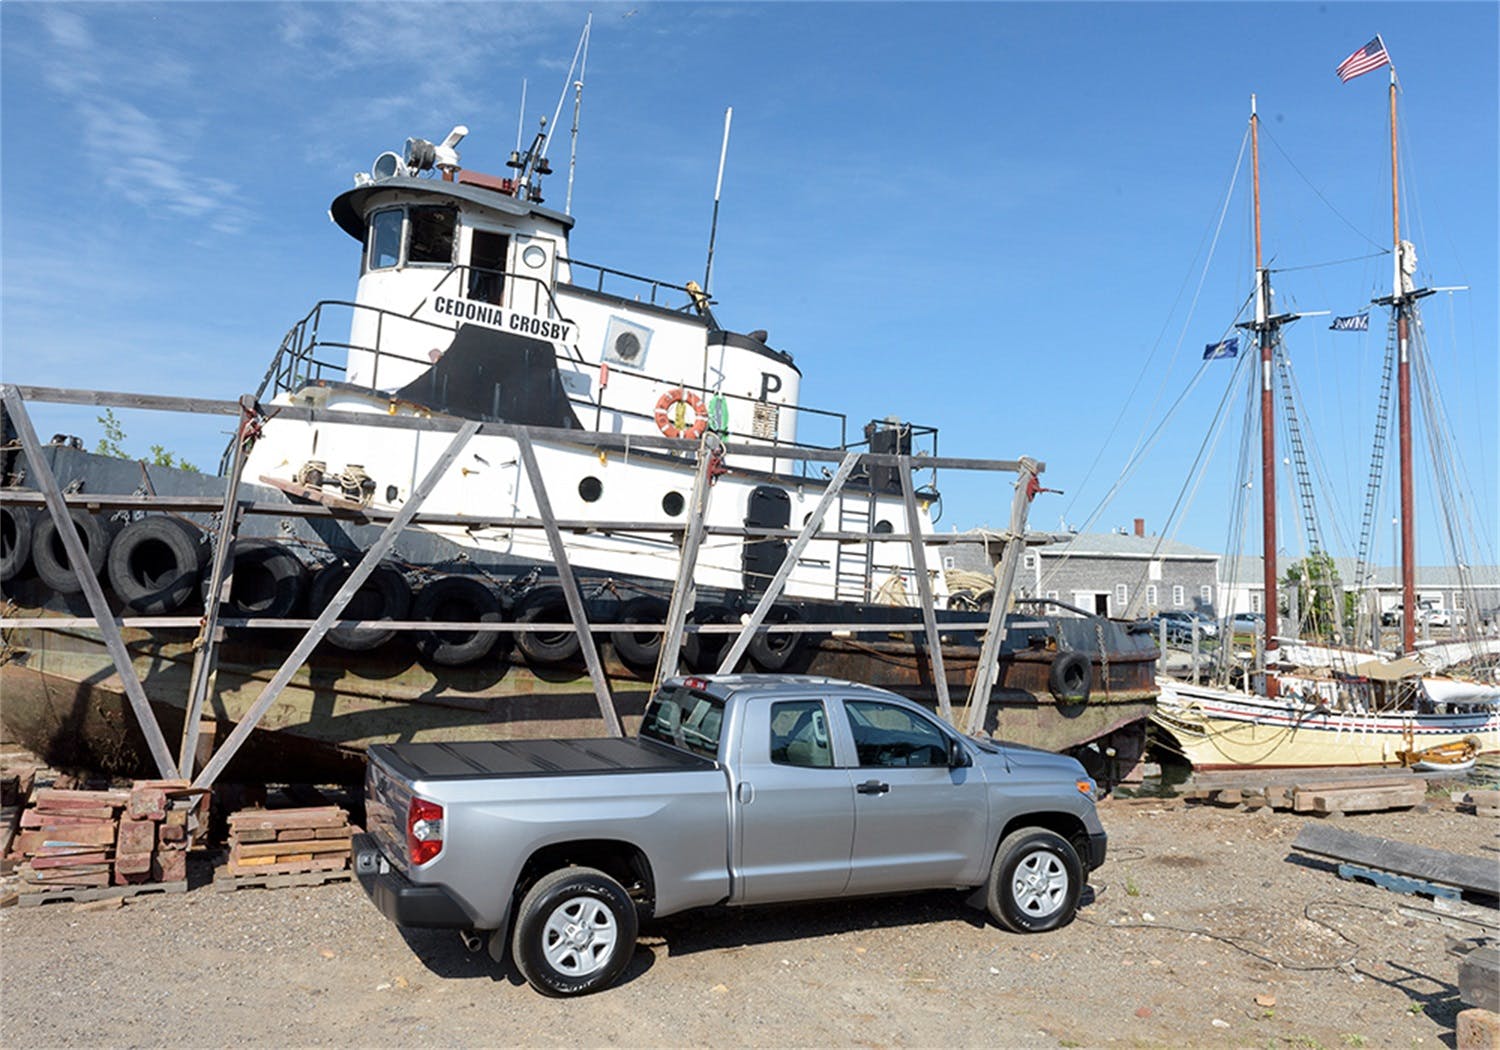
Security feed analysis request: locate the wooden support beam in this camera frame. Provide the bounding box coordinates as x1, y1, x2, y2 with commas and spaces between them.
899, 457, 950, 723
0, 384, 181, 778
1292, 822, 1499, 898
13, 383, 1036, 472
179, 396, 257, 773
514, 432, 624, 738
964, 458, 1040, 736
717, 451, 861, 674
191, 420, 480, 789
654, 441, 718, 687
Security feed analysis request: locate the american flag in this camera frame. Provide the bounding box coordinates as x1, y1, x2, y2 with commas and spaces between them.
1336, 37, 1391, 82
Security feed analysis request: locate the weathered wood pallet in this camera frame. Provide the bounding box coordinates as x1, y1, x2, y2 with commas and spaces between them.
1292, 823, 1500, 899
16, 879, 188, 909
1184, 771, 1428, 813
213, 866, 354, 893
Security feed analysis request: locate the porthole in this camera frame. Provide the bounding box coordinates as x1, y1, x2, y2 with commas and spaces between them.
873, 520, 894, 535
662, 491, 685, 516
579, 476, 603, 503
523, 244, 547, 269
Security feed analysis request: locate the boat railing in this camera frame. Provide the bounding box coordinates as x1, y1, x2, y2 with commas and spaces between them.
559, 257, 705, 313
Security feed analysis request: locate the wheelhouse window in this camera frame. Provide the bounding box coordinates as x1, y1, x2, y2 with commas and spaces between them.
408, 205, 457, 265
367, 209, 403, 271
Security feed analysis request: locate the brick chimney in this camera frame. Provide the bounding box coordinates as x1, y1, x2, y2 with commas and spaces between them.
1134, 518, 1145, 538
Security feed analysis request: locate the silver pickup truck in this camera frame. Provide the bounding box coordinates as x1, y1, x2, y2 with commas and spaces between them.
355, 674, 1107, 996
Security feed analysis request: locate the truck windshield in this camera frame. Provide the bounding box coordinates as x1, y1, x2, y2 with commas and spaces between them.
640, 685, 724, 761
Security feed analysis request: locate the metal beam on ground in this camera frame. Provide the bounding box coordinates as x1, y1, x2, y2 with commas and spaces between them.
717, 451, 861, 674
191, 420, 480, 789
515, 431, 624, 738
654, 439, 718, 688
964, 458, 1040, 736
0, 384, 181, 778
899, 457, 950, 722
179, 396, 257, 773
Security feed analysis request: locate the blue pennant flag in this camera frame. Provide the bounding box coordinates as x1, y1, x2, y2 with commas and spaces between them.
1330, 313, 1370, 332
1203, 337, 1238, 360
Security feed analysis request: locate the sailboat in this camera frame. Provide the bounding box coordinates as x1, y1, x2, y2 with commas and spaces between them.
1151, 43, 1500, 770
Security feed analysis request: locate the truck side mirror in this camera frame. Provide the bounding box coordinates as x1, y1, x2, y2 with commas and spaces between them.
948, 737, 971, 768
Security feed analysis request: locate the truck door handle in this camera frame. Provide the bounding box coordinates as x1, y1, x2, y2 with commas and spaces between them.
856, 780, 890, 795
737, 782, 754, 804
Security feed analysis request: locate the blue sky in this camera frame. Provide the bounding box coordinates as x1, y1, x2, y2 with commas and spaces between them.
2, 2, 1495, 570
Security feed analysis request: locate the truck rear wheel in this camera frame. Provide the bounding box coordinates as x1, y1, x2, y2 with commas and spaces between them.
985, 827, 1082, 933
512, 866, 637, 997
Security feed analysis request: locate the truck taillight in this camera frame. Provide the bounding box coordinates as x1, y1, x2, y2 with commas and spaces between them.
407, 797, 444, 865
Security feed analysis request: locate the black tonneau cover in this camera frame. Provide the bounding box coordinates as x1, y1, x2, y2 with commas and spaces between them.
369, 738, 716, 783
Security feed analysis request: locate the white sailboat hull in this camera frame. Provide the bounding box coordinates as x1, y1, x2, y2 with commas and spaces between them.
1152, 677, 1500, 770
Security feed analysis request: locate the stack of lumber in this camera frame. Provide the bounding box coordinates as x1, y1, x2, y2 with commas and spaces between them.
4, 780, 199, 894
225, 806, 352, 880
1183, 767, 1427, 815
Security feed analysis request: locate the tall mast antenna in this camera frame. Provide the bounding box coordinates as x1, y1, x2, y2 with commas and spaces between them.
703, 106, 733, 294
516, 79, 528, 155
565, 14, 592, 215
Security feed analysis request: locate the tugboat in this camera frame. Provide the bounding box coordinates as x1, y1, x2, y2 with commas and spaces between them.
0, 118, 1157, 784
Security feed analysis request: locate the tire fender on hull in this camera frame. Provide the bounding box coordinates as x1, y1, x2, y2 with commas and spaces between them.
33, 509, 118, 595
0, 505, 34, 584
308, 562, 412, 651
413, 575, 505, 667
107, 516, 209, 613
514, 587, 582, 666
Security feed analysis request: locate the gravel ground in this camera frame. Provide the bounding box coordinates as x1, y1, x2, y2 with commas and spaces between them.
2, 797, 1496, 1048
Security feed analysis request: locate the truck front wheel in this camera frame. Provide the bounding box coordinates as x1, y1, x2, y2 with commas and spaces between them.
986, 827, 1082, 934
512, 866, 638, 996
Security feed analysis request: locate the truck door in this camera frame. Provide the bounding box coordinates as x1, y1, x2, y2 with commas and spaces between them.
839, 698, 988, 894
732, 698, 854, 904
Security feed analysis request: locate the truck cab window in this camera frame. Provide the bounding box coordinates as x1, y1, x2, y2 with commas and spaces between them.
408, 205, 456, 265
843, 700, 949, 768
368, 209, 402, 271
640, 685, 724, 761
769, 701, 831, 768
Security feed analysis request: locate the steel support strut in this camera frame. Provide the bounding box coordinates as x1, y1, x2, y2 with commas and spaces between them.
191, 420, 481, 789
0, 384, 182, 778
515, 432, 624, 737
717, 451, 861, 674
899, 458, 951, 722
963, 458, 1040, 736
654, 439, 719, 688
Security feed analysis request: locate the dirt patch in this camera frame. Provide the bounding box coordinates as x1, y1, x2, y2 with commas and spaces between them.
2, 798, 1495, 1048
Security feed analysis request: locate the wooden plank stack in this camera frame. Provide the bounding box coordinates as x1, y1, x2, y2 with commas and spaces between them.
224, 806, 353, 881
4, 780, 199, 897
1182, 767, 1428, 815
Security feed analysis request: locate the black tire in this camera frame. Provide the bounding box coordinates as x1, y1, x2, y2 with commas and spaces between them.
610, 596, 667, 670
1048, 651, 1092, 703
33, 509, 117, 594
308, 561, 412, 651
107, 515, 208, 613
681, 603, 734, 671
204, 539, 307, 619
747, 604, 803, 672
1, 505, 34, 584
413, 575, 504, 667
515, 587, 582, 665
511, 866, 638, 997
985, 827, 1083, 934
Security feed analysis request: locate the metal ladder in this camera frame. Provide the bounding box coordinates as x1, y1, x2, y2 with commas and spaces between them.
1276, 343, 1331, 561
834, 491, 875, 602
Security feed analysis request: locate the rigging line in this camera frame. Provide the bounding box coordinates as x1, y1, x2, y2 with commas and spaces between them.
1260, 125, 1386, 251
1269, 250, 1390, 274
1280, 346, 1359, 560
1058, 124, 1253, 524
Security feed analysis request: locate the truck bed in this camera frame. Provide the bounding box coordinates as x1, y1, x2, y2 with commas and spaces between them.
368, 738, 716, 782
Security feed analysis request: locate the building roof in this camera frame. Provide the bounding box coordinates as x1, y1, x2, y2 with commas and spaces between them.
1031, 532, 1218, 560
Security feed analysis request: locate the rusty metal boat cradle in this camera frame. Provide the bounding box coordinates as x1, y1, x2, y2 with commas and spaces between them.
0, 384, 1154, 790
0, 121, 1155, 789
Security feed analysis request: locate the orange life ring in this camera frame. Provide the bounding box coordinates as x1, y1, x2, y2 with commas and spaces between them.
654, 388, 709, 439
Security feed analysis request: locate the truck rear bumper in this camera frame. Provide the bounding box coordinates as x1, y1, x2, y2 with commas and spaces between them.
354, 833, 473, 929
